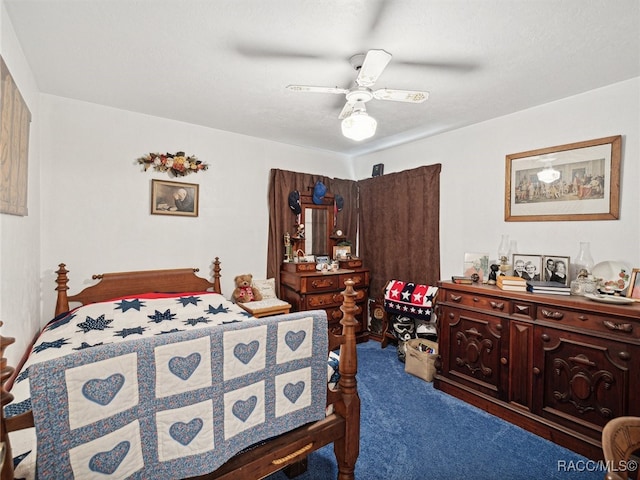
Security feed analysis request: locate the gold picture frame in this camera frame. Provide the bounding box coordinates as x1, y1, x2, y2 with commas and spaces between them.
333, 245, 351, 260
505, 135, 621, 222
151, 179, 199, 217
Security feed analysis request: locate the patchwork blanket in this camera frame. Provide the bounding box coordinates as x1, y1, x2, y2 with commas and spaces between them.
383, 280, 438, 321
7, 293, 328, 479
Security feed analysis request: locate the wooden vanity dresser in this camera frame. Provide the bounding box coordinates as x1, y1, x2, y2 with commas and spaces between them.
435, 281, 640, 460
280, 261, 370, 342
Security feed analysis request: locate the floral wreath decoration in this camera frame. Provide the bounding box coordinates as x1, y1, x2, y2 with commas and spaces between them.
137, 151, 208, 177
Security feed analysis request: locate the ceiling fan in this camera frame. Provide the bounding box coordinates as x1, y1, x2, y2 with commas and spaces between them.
286, 49, 429, 140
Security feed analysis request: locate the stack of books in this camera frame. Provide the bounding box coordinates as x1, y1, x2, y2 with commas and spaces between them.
526, 280, 571, 295
497, 275, 527, 291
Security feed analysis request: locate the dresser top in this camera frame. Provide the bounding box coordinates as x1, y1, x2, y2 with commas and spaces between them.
438, 280, 640, 321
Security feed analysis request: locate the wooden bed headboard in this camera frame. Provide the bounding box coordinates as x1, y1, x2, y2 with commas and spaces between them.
55, 257, 222, 316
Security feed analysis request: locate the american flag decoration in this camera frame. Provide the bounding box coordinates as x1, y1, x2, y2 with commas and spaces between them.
383, 280, 438, 321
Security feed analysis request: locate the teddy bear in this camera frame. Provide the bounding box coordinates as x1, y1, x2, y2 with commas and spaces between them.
232, 274, 263, 303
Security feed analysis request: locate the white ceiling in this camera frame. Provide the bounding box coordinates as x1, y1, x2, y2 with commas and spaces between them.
5, 0, 640, 157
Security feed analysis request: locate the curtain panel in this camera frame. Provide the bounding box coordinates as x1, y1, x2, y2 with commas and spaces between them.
267, 165, 441, 299
358, 164, 441, 297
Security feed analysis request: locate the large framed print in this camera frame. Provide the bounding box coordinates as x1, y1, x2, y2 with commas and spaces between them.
505, 136, 621, 222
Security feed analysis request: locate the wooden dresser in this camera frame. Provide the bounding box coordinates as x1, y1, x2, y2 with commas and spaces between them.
435, 281, 640, 460
280, 262, 370, 341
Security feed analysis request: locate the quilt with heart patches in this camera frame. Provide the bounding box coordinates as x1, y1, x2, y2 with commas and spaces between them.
9, 293, 327, 479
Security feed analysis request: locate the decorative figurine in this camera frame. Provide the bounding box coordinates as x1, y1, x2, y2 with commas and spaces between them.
284, 232, 292, 262
488, 264, 500, 284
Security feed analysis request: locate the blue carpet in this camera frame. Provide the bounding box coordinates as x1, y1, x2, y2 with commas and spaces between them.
269, 341, 605, 480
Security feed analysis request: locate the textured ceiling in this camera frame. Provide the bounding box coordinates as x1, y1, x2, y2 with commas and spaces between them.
5, 0, 640, 157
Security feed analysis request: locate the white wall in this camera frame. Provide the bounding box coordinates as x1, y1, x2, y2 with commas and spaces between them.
38, 95, 352, 318
0, 2, 42, 367
353, 78, 640, 281
2, 0, 638, 369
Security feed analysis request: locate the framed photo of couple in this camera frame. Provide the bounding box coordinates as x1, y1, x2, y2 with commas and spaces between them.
512, 254, 570, 285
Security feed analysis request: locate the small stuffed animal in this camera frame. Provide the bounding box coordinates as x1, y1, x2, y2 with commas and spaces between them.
232, 274, 263, 303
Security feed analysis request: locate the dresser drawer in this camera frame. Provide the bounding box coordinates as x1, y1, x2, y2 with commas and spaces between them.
536, 306, 639, 340
304, 289, 368, 310
339, 271, 369, 289
301, 275, 341, 293
305, 291, 344, 309
443, 290, 510, 314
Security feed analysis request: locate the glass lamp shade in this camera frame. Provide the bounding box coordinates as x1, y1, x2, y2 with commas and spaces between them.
341, 111, 377, 141
537, 166, 560, 183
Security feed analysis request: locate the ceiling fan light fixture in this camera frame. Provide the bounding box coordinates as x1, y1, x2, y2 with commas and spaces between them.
537, 166, 560, 184
341, 110, 377, 141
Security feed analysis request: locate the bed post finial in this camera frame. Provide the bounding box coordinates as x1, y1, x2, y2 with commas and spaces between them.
55, 263, 71, 317
212, 257, 222, 294
1, 323, 16, 480
335, 279, 360, 480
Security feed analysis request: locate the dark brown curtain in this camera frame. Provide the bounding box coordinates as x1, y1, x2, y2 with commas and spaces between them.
358, 164, 441, 297
267, 169, 358, 295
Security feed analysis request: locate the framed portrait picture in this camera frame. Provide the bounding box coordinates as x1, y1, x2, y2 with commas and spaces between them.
541, 255, 571, 285
505, 135, 621, 222
333, 245, 351, 260
463, 252, 489, 282
151, 179, 199, 217
627, 268, 640, 299
512, 254, 543, 282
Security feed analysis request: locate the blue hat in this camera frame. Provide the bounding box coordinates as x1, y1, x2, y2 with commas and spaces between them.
312, 181, 327, 205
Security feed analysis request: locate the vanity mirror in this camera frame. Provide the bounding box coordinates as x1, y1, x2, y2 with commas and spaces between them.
293, 193, 335, 257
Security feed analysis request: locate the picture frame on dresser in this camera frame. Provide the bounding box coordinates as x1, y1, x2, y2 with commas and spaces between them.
504, 135, 621, 222
333, 245, 351, 260
512, 254, 543, 281
541, 255, 570, 285
627, 268, 640, 299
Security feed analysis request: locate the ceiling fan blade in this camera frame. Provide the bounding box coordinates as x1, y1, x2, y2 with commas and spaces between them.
373, 88, 429, 103
236, 44, 327, 61
338, 101, 356, 120
365, 0, 392, 36
356, 49, 392, 87
286, 85, 349, 95
396, 59, 478, 73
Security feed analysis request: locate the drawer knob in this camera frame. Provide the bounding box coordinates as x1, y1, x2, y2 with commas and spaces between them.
541, 333, 550, 342
618, 351, 631, 361
533, 367, 541, 376
451, 294, 462, 303
489, 301, 505, 310
603, 320, 633, 333
500, 357, 508, 365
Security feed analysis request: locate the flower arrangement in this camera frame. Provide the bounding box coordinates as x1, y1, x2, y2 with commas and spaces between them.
137, 151, 208, 177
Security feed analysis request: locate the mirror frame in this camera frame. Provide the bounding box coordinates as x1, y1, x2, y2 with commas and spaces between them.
298, 193, 334, 256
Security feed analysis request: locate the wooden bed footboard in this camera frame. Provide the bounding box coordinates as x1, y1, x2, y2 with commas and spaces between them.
1, 265, 360, 480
